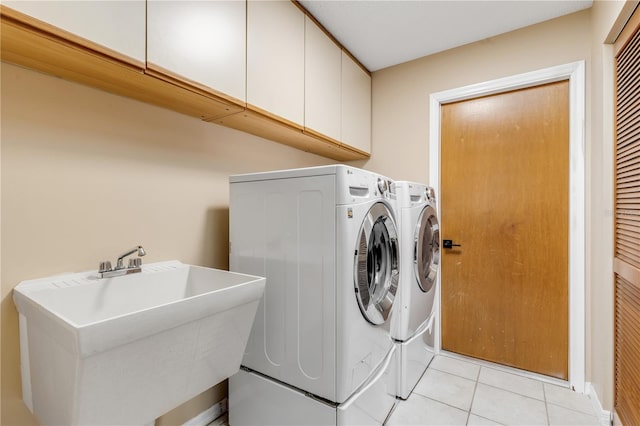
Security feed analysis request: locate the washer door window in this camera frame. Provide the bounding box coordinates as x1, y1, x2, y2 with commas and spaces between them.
414, 204, 439, 293
355, 202, 399, 325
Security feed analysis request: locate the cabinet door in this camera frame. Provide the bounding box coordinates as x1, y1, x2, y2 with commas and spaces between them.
147, 0, 246, 103
3, 0, 145, 66
247, 1, 304, 126
304, 16, 341, 142
341, 52, 371, 154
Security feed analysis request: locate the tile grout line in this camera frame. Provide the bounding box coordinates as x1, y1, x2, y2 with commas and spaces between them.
465, 365, 482, 425
415, 392, 476, 416
546, 401, 603, 418
429, 365, 479, 383
434, 356, 598, 426
470, 380, 548, 425
544, 381, 600, 418
478, 382, 546, 402
439, 352, 569, 389
543, 382, 551, 426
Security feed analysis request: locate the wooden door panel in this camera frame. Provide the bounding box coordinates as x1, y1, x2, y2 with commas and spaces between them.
441, 81, 569, 379
614, 6, 640, 424
614, 274, 640, 426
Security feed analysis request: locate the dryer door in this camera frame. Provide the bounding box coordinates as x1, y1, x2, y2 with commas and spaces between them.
354, 202, 399, 325
414, 204, 440, 293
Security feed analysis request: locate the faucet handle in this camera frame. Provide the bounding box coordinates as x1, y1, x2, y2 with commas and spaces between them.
99, 261, 112, 273
128, 258, 142, 268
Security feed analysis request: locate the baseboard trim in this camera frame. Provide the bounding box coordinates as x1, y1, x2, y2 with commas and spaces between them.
182, 398, 228, 426
585, 383, 612, 426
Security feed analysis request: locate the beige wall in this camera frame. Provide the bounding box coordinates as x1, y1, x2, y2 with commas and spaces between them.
370, 2, 630, 411
0, 62, 336, 425
369, 9, 592, 182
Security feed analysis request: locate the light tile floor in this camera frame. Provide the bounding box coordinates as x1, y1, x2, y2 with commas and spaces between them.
387, 355, 602, 426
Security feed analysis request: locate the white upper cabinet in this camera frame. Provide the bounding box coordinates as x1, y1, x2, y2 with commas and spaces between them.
4, 0, 145, 66
4, 0, 371, 158
247, 1, 304, 126
304, 16, 341, 142
341, 52, 371, 153
147, 0, 246, 103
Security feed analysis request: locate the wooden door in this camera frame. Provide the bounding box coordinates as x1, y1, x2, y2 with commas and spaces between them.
440, 81, 569, 379
613, 5, 640, 426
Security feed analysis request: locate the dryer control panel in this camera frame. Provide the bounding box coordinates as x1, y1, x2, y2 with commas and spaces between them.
336, 166, 395, 206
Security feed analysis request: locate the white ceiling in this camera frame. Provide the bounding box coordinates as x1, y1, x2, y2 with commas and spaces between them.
298, 0, 593, 72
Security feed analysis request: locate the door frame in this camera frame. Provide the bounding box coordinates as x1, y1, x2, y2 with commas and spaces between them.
428, 61, 586, 391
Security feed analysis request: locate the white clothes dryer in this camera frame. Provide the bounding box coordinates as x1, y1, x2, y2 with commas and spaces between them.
228, 165, 399, 425
390, 181, 440, 400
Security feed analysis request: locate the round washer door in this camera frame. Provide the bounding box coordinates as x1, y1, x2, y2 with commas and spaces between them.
354, 202, 399, 325
414, 204, 440, 293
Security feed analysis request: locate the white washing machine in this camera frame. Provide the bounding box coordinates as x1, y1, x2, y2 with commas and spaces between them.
228, 165, 399, 425
390, 181, 440, 400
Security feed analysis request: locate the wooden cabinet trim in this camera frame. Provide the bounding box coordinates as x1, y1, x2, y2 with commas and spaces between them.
247, 103, 304, 132
1, 11, 243, 121
303, 126, 342, 148
1, 4, 369, 161
212, 108, 367, 161
146, 63, 246, 110
303, 126, 369, 158
1, 5, 145, 69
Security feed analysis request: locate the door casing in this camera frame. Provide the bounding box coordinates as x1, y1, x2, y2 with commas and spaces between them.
428, 61, 586, 392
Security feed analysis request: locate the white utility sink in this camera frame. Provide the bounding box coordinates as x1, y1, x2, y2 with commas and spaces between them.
13, 260, 265, 426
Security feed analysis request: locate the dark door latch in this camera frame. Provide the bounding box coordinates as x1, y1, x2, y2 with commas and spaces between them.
443, 239, 461, 249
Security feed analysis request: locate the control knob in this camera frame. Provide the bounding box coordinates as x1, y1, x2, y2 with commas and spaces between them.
377, 178, 388, 194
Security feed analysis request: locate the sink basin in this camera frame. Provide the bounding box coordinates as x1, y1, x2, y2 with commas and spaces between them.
13, 260, 265, 426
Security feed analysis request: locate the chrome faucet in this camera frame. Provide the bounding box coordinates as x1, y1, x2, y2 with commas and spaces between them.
98, 245, 146, 278
116, 245, 146, 269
